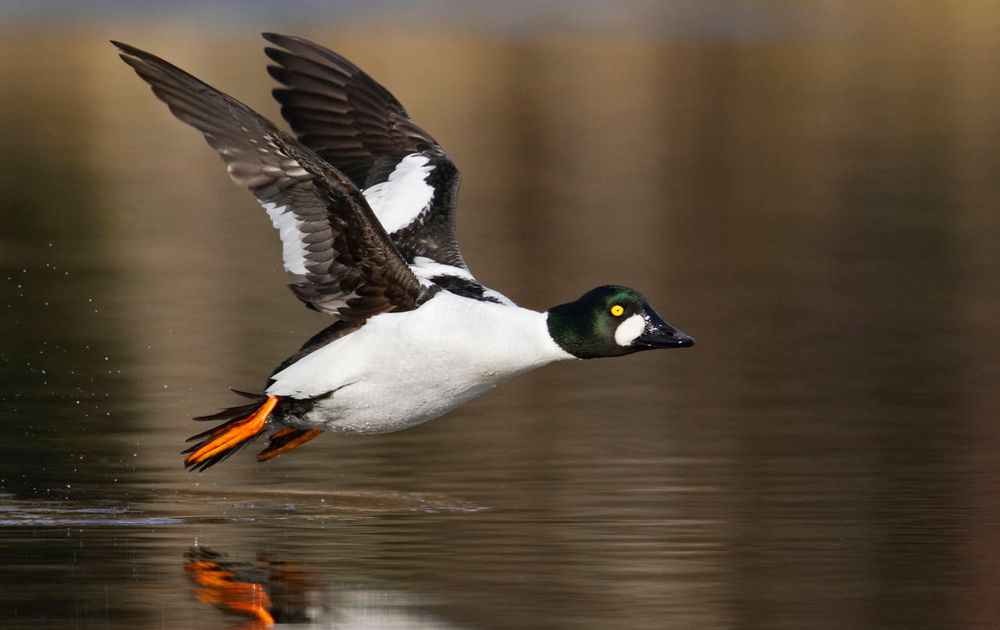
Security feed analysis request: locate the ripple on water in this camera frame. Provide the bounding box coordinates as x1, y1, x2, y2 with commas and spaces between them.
0, 500, 186, 527
0, 489, 486, 528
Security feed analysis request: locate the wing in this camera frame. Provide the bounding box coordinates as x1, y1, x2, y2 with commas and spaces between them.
114, 41, 424, 322
261, 33, 468, 273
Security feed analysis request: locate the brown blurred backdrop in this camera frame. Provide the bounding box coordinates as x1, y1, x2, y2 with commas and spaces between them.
1, 2, 1000, 628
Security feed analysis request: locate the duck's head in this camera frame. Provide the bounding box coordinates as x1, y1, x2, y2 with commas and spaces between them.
546, 285, 694, 359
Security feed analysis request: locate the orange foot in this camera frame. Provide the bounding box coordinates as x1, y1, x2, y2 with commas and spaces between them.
184, 396, 279, 470
256, 428, 322, 462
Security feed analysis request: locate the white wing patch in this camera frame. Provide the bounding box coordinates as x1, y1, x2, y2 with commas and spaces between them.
614, 314, 645, 347
483, 288, 516, 306
363, 153, 435, 234
262, 201, 309, 275
409, 256, 475, 287
408, 257, 515, 305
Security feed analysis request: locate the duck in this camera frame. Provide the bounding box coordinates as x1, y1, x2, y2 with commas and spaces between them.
114, 34, 694, 471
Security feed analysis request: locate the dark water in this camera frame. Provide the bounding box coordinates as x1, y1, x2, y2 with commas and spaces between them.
2, 7, 1000, 629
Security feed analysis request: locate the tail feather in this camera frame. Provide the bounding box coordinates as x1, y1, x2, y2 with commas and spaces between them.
184, 396, 279, 471
230, 388, 266, 400
193, 395, 267, 422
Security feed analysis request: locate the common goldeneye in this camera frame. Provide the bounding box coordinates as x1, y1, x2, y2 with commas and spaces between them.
114, 34, 694, 470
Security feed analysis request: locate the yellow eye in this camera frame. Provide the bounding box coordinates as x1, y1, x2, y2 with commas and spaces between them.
610, 304, 625, 317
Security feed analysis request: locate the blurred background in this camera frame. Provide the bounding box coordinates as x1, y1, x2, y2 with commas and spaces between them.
1, 1, 999, 628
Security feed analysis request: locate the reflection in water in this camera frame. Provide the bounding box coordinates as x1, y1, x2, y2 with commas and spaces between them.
186, 546, 463, 629
2, 4, 1000, 628
186, 549, 274, 628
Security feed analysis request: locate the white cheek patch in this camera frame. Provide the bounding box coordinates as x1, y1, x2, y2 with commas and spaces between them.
363, 153, 435, 234
614, 314, 645, 347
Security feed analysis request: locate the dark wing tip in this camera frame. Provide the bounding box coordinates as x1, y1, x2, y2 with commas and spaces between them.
112, 40, 146, 68
261, 33, 366, 83
261, 32, 287, 45
112, 40, 159, 66
112, 39, 208, 95
261, 32, 321, 56
263, 46, 282, 64
265, 63, 286, 85
261, 32, 318, 51
110, 39, 132, 53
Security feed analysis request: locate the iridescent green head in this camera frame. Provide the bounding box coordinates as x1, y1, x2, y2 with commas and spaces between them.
546, 285, 694, 359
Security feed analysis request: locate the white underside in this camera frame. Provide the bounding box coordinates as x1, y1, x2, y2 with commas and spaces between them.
266, 292, 574, 434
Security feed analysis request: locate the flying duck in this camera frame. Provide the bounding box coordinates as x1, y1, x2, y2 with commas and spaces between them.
114, 34, 695, 471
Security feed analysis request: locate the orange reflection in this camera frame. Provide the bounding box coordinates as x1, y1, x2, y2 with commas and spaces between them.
185, 550, 275, 628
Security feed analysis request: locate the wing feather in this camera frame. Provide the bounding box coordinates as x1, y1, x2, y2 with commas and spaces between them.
114, 41, 424, 321
262, 33, 469, 270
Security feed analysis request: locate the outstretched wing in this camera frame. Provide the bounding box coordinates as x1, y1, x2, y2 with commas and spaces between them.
115, 41, 424, 322
261, 33, 468, 274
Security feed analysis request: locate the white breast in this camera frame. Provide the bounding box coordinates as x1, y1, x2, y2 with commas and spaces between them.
266, 292, 574, 433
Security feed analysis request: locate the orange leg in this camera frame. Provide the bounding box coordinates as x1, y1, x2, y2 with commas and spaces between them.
184, 396, 278, 467
256, 428, 322, 462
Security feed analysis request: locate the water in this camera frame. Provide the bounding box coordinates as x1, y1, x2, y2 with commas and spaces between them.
2, 7, 1000, 629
